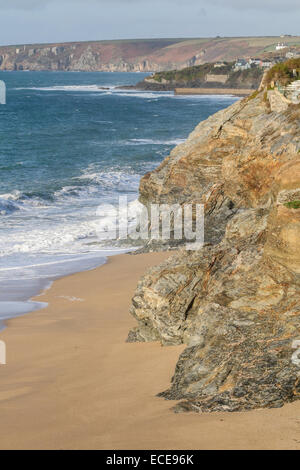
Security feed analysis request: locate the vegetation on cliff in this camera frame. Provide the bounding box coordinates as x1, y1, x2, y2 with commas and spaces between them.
266, 58, 300, 86
284, 200, 300, 209
136, 62, 263, 91
150, 63, 232, 83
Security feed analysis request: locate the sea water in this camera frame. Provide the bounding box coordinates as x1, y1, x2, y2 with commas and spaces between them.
0, 71, 238, 324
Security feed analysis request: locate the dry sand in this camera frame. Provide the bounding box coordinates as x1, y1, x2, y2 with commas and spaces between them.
174, 88, 253, 96
0, 252, 300, 450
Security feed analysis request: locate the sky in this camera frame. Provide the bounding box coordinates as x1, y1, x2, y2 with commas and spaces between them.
0, 0, 299, 46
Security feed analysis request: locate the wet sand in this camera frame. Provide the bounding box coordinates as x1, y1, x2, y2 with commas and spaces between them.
0, 252, 300, 450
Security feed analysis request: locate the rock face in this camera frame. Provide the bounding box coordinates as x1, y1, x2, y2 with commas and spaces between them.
0, 39, 187, 72
1, 36, 300, 72
128, 93, 300, 412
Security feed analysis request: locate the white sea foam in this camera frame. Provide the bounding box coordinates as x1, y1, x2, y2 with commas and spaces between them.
0, 197, 21, 215
111, 90, 172, 99
77, 168, 141, 192
0, 195, 142, 258
174, 94, 240, 101
15, 85, 174, 100
127, 138, 185, 146
15, 84, 115, 93
19, 85, 168, 100
0, 190, 23, 201
13, 85, 239, 104
0, 219, 101, 256
54, 185, 100, 200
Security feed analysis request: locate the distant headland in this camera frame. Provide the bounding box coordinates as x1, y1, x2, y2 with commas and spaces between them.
1, 36, 300, 72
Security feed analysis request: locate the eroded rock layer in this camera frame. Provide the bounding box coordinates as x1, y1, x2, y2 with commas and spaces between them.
129, 93, 300, 412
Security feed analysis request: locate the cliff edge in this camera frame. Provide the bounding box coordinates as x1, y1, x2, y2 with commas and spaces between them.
128, 90, 300, 412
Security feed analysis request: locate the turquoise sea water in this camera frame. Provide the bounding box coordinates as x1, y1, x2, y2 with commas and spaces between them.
0, 71, 238, 322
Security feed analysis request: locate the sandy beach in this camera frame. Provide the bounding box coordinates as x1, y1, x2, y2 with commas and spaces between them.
0, 252, 300, 450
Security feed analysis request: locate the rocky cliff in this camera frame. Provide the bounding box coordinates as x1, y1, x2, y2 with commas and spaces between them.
0, 39, 183, 72
128, 90, 300, 412
1, 36, 300, 72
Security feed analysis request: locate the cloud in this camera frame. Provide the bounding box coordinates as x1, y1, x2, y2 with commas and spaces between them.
0, 0, 43, 8
0, 0, 205, 12
0, 0, 96, 10
3, 0, 299, 11
208, 0, 300, 11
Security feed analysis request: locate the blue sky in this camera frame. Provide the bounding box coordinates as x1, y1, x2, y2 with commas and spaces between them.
0, 0, 299, 46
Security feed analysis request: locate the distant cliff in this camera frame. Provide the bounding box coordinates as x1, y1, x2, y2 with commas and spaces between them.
128, 75, 300, 412
1, 36, 300, 72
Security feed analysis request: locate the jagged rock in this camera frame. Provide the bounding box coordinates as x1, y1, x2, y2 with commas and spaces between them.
72, 47, 99, 71
129, 93, 300, 412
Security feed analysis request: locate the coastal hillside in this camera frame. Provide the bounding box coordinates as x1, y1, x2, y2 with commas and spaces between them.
1, 36, 300, 72
132, 62, 264, 91
128, 68, 300, 412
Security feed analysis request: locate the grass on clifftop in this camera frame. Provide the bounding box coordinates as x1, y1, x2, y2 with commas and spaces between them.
151, 63, 228, 83
284, 200, 300, 209
266, 58, 300, 87
149, 63, 262, 89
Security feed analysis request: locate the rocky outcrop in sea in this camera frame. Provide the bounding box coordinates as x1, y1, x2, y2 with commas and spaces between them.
128, 90, 300, 412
